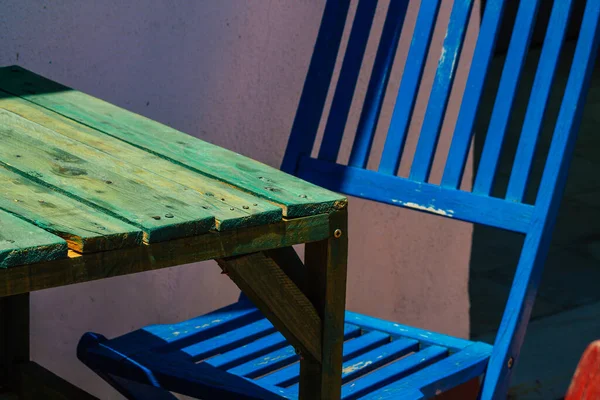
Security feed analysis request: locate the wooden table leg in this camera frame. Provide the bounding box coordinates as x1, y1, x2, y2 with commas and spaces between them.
302, 209, 348, 400
217, 209, 349, 399
0, 293, 30, 395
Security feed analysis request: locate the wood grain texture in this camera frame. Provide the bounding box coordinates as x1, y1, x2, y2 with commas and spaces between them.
263, 246, 307, 294
0, 164, 141, 253
0, 213, 330, 297
0, 209, 67, 269
0, 66, 347, 218
0, 108, 259, 242
301, 208, 348, 400
0, 95, 282, 230
216, 252, 322, 362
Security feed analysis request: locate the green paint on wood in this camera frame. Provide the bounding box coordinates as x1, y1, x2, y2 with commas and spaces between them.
0, 209, 67, 268
0, 96, 282, 230
0, 109, 261, 242
0, 66, 347, 217
0, 164, 142, 253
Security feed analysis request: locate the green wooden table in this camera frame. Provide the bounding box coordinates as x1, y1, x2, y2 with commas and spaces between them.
0, 66, 348, 399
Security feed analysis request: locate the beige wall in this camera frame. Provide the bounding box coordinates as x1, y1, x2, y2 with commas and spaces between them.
1, 1, 478, 398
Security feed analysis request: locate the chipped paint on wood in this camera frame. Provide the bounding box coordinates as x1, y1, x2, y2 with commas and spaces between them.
395, 201, 455, 217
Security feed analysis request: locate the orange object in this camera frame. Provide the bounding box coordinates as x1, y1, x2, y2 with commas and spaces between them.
566, 341, 600, 400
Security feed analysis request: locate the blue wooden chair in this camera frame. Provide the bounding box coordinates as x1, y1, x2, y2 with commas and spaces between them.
77, 1, 600, 399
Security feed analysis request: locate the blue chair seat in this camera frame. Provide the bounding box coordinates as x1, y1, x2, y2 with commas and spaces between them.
78, 299, 491, 399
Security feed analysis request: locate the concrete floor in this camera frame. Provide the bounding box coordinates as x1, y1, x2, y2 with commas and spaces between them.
468, 41, 600, 399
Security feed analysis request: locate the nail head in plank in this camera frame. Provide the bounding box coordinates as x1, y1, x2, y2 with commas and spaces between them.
0, 67, 347, 218
0, 95, 282, 229
0, 209, 67, 268
0, 164, 142, 253
0, 109, 262, 242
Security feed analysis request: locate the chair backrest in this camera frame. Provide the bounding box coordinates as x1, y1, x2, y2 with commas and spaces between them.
282, 0, 600, 397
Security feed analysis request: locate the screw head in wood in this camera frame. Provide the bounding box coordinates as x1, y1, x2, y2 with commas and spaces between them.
334, 229, 342, 238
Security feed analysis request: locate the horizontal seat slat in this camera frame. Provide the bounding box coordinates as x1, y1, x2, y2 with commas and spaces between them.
341, 346, 448, 400
255, 330, 387, 388
286, 338, 420, 396
182, 318, 276, 361
107, 302, 263, 355
228, 324, 361, 379
207, 331, 289, 370
365, 342, 492, 399
345, 311, 472, 351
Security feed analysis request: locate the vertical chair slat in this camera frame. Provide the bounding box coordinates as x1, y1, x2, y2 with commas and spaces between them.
505, 0, 574, 202
318, 0, 377, 162
280, 1, 350, 174
348, 1, 410, 169
409, 0, 475, 183
441, 0, 506, 189
482, 2, 600, 397
472, 0, 541, 195
378, 0, 442, 175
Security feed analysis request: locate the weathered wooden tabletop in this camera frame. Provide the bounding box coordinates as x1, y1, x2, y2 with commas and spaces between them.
0, 65, 348, 399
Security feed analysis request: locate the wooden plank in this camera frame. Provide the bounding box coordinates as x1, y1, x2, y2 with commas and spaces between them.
0, 67, 347, 218
379, 0, 442, 175
287, 339, 421, 397
473, 0, 541, 196
441, 0, 506, 188
366, 342, 491, 399
298, 157, 534, 233
410, 0, 474, 183
348, 0, 409, 169
0, 164, 142, 253
0, 209, 67, 269
301, 208, 348, 399
341, 346, 448, 400
256, 329, 382, 388
280, 0, 350, 176
481, 2, 600, 397
505, 0, 573, 202
318, 0, 377, 162
345, 311, 474, 352
224, 325, 361, 379
0, 213, 331, 297
0, 95, 282, 229
263, 246, 307, 294
216, 252, 323, 362
0, 108, 273, 242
